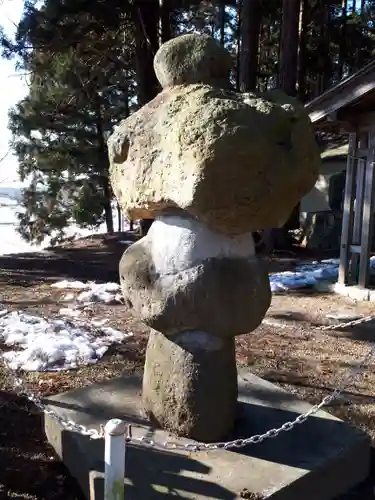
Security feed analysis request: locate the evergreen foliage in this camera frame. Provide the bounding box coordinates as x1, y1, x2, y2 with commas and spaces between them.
1, 0, 375, 244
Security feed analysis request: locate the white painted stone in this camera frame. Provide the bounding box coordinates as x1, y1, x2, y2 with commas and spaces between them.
148, 215, 255, 275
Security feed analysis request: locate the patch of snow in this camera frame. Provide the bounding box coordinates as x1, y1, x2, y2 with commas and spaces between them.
58, 307, 83, 319
0, 311, 132, 372
52, 280, 122, 306
51, 280, 92, 290
269, 259, 340, 293
61, 293, 76, 302
76, 282, 122, 305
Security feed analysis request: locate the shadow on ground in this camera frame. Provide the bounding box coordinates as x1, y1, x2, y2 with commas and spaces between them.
0, 390, 84, 499
0, 232, 139, 286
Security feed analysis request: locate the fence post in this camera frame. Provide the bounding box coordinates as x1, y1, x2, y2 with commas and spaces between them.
104, 419, 127, 500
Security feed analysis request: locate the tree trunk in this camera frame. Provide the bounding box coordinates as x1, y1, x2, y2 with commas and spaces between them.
297, 0, 308, 101
338, 0, 347, 80
133, 0, 160, 106
357, 0, 366, 68
133, 0, 161, 235
235, 2, 241, 91
239, 0, 262, 91
117, 202, 122, 232
102, 177, 114, 234
94, 95, 114, 234
267, 0, 301, 251
219, 2, 226, 46
278, 0, 301, 96
160, 0, 171, 43
319, 0, 332, 94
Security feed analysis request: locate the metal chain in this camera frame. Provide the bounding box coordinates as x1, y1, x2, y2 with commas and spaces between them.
3, 313, 375, 451
319, 314, 375, 331
134, 340, 375, 451
264, 314, 375, 332
5, 368, 104, 440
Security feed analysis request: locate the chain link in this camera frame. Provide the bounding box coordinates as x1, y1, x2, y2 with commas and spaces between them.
319, 314, 375, 331
3, 313, 375, 451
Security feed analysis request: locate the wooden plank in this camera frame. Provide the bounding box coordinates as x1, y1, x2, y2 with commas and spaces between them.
358, 144, 375, 288
352, 158, 365, 244
350, 135, 367, 280
308, 70, 375, 124
339, 133, 357, 285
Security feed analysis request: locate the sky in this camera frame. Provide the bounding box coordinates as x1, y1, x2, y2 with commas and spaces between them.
0, 0, 27, 187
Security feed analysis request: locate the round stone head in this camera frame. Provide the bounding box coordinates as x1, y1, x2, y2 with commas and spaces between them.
153, 33, 233, 88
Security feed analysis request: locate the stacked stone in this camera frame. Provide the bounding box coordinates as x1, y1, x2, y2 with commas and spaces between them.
108, 34, 320, 441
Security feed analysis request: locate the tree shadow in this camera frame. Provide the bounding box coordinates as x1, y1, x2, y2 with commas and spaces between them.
0, 231, 138, 286
269, 311, 310, 322
325, 321, 375, 342
260, 369, 375, 407
0, 390, 84, 499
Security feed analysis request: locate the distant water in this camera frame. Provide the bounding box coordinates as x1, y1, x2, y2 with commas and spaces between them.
0, 195, 45, 255
0, 189, 126, 256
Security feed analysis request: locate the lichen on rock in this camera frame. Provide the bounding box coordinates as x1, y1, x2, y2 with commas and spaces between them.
108, 34, 320, 235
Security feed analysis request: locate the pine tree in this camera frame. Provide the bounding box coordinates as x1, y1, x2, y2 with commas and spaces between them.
7, 1, 133, 244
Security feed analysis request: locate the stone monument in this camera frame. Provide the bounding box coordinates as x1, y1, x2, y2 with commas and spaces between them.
108, 33, 320, 442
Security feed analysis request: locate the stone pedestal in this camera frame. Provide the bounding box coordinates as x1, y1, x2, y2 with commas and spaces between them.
142, 330, 238, 441
44, 372, 371, 500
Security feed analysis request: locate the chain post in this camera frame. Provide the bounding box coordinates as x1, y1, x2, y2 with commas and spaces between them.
104, 419, 126, 500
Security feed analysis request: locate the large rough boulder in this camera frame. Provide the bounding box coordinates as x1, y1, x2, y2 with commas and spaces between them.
108, 35, 320, 236
119, 216, 271, 337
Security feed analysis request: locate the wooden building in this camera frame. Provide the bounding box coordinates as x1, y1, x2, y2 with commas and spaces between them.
305, 61, 375, 289
300, 143, 348, 218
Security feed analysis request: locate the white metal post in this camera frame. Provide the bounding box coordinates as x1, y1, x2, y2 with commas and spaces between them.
104, 419, 127, 500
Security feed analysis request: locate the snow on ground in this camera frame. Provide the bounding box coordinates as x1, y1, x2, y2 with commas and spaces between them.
2, 197, 375, 372
0, 280, 131, 372
269, 259, 340, 293
0, 310, 132, 372
269, 257, 375, 293
51, 280, 123, 306
3, 255, 372, 372
0, 195, 136, 373
2, 256, 375, 372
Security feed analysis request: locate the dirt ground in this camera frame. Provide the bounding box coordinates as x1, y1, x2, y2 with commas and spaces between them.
1, 234, 375, 499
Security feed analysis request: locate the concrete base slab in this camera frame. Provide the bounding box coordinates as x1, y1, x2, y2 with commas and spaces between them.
44, 372, 370, 500
332, 283, 372, 301
313, 281, 375, 302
